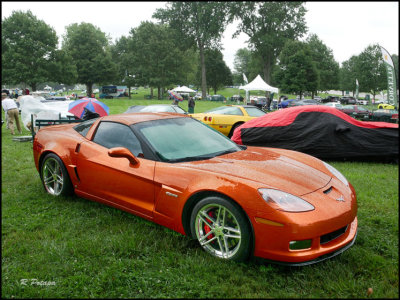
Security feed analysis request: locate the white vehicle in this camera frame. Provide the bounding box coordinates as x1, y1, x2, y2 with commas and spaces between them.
324, 102, 343, 109
357, 99, 368, 105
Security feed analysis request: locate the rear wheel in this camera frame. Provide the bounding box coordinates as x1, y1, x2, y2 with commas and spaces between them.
41, 153, 73, 196
190, 196, 251, 261
228, 123, 243, 138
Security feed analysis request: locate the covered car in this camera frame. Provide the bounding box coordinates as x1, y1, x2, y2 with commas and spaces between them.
231, 105, 398, 161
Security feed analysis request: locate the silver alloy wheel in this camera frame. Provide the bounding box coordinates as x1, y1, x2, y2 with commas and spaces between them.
194, 203, 242, 259
42, 157, 64, 195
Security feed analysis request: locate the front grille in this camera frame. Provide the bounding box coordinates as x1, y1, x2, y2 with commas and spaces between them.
320, 225, 348, 245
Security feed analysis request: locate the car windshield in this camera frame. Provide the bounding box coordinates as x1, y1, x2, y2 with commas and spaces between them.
134, 117, 242, 162
204, 106, 243, 115
244, 106, 266, 117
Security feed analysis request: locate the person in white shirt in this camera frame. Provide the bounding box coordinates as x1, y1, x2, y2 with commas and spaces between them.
2, 92, 22, 135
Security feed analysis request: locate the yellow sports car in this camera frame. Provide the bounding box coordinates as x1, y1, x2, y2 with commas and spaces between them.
377, 103, 396, 109
190, 105, 265, 137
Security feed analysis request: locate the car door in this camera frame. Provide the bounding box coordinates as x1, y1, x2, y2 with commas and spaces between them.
75, 121, 156, 218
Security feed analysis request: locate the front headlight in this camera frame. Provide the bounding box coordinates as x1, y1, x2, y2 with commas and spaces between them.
323, 162, 349, 187
258, 189, 314, 212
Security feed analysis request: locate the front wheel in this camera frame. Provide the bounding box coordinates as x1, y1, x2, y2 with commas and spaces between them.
190, 196, 251, 261
41, 153, 73, 196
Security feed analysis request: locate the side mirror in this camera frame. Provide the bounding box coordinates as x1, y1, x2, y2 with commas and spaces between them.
108, 147, 139, 165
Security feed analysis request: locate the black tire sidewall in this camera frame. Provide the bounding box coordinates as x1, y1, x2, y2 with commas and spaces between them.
190, 196, 251, 262
41, 153, 73, 196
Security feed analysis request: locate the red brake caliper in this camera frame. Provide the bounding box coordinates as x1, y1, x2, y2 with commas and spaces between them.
204, 211, 215, 240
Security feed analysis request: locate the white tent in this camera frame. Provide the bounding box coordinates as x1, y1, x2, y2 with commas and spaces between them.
172, 85, 196, 93
239, 75, 278, 94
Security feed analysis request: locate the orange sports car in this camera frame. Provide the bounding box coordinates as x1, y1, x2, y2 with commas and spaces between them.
33, 113, 357, 265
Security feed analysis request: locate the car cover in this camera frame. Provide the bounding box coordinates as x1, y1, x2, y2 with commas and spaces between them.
231, 105, 398, 161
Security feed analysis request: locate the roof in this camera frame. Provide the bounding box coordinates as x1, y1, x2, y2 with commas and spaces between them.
240, 75, 279, 93
101, 112, 186, 126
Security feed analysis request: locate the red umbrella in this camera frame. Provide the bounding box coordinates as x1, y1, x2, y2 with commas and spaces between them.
68, 97, 109, 119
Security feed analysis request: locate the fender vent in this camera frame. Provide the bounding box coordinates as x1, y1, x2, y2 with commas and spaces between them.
323, 186, 333, 194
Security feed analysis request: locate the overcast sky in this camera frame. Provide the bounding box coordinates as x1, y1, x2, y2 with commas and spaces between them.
2, 1, 399, 71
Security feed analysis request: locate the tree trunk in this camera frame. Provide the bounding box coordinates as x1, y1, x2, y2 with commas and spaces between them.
86, 83, 93, 97
128, 86, 131, 99
263, 56, 272, 98
150, 87, 153, 99
157, 86, 161, 100
199, 44, 207, 99
30, 83, 37, 92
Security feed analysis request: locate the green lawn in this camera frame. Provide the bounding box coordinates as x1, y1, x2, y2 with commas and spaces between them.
1, 97, 398, 298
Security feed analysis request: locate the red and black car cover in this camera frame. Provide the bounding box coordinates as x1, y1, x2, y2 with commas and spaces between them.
231, 105, 398, 161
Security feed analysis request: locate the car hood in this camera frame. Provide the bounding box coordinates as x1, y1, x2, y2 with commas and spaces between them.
180, 147, 331, 196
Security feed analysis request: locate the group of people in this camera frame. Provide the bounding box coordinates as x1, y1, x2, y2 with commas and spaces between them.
2, 92, 22, 135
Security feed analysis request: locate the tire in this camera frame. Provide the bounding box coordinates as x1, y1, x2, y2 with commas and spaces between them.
190, 196, 251, 262
41, 153, 73, 196
228, 123, 243, 138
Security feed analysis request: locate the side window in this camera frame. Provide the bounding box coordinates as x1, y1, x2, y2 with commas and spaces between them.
73, 118, 98, 137
92, 121, 143, 157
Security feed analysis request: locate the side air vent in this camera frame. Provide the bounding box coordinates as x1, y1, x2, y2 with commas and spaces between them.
323, 186, 333, 194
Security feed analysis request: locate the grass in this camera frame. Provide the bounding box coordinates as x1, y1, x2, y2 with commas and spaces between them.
1, 94, 398, 298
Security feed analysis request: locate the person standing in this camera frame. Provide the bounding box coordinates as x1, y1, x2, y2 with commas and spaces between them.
2, 92, 22, 135
188, 96, 195, 113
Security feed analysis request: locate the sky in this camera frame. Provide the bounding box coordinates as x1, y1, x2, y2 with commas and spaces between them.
2, 1, 399, 71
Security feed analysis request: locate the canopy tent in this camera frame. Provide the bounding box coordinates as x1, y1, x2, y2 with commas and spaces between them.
172, 85, 196, 93
239, 75, 278, 93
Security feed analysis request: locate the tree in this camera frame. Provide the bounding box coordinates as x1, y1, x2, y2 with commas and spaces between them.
128, 22, 187, 99
2, 10, 58, 91
231, 2, 307, 87
199, 49, 232, 94
62, 22, 117, 96
306, 34, 339, 94
111, 36, 137, 98
153, 2, 230, 99
233, 48, 252, 82
273, 40, 318, 98
339, 56, 359, 96
355, 44, 387, 99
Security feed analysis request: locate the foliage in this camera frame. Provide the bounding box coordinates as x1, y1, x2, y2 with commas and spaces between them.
153, 2, 231, 98
306, 34, 339, 93
198, 49, 233, 94
231, 2, 307, 85
339, 56, 359, 95
273, 40, 318, 97
355, 44, 387, 98
1, 10, 59, 91
62, 22, 118, 96
127, 22, 189, 99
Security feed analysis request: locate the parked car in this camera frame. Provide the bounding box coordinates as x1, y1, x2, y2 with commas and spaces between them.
369, 109, 398, 123
324, 102, 343, 109
338, 105, 370, 120
249, 96, 267, 109
356, 99, 368, 105
42, 96, 70, 102
293, 99, 321, 106
340, 97, 356, 105
33, 112, 358, 264
278, 99, 296, 108
193, 93, 203, 101
321, 96, 340, 103
377, 103, 396, 109
124, 104, 187, 114
313, 96, 322, 102
230, 95, 244, 102
232, 105, 398, 162
209, 94, 226, 102
190, 105, 265, 137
